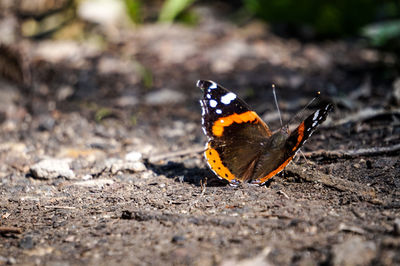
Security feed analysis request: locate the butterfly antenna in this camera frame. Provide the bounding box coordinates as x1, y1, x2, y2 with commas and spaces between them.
287, 91, 321, 126
272, 84, 283, 128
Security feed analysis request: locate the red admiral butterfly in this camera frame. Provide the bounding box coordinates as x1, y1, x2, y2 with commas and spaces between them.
197, 80, 333, 186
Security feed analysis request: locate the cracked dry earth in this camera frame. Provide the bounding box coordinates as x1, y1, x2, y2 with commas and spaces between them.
1, 12, 400, 266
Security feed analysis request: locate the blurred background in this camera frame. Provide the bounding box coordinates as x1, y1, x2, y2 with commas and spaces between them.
1, 2, 400, 265
0, 0, 399, 150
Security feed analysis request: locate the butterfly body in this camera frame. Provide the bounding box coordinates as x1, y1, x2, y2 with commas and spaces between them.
197, 80, 332, 185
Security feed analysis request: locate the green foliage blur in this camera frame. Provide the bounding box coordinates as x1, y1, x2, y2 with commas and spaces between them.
123, 0, 398, 41
158, 0, 196, 22
124, 0, 142, 24
362, 20, 400, 47
123, 0, 197, 24
243, 0, 397, 37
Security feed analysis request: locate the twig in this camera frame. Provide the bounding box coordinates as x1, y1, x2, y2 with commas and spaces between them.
0, 226, 22, 234
338, 223, 366, 235
277, 190, 290, 199
303, 143, 400, 159
43, 205, 77, 210
329, 107, 400, 127
148, 146, 204, 163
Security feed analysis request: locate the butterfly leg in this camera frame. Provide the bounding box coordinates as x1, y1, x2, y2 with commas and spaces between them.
229, 179, 242, 187
249, 179, 263, 185
299, 150, 313, 165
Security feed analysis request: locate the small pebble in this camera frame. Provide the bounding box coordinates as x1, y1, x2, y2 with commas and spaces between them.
116, 95, 138, 107
73, 178, 114, 188
171, 235, 185, 244
145, 89, 185, 105
8, 257, 16, 264
82, 174, 93, 180
30, 159, 75, 180
110, 160, 147, 174
65, 235, 75, 242
125, 151, 142, 162
140, 171, 154, 179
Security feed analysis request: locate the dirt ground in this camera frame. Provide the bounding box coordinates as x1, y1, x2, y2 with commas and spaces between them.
0, 5, 400, 266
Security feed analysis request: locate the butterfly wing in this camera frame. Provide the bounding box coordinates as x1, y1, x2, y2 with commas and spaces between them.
197, 80, 272, 183
253, 103, 333, 185
285, 103, 333, 155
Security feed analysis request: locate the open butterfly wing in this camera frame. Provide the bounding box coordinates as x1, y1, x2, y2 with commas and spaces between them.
198, 80, 272, 183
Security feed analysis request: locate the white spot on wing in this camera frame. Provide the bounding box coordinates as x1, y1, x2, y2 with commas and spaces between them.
209, 81, 217, 89
313, 110, 320, 121
206, 94, 211, 99
200, 100, 206, 115
209, 99, 217, 108
221, 92, 236, 105
216, 109, 222, 114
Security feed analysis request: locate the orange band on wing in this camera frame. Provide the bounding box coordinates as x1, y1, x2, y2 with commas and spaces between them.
212, 111, 261, 137
254, 155, 295, 185
292, 121, 305, 152
205, 144, 235, 181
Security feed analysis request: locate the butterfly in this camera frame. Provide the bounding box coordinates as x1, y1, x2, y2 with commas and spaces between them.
197, 80, 333, 186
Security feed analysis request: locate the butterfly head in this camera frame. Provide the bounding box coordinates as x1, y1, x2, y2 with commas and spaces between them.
270, 130, 289, 149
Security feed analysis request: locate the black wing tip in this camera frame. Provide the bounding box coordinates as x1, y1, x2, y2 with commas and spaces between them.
196, 80, 204, 88
196, 80, 217, 90
324, 102, 334, 113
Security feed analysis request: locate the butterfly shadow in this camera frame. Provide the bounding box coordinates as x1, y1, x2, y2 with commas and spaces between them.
145, 160, 229, 187
146, 160, 282, 188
